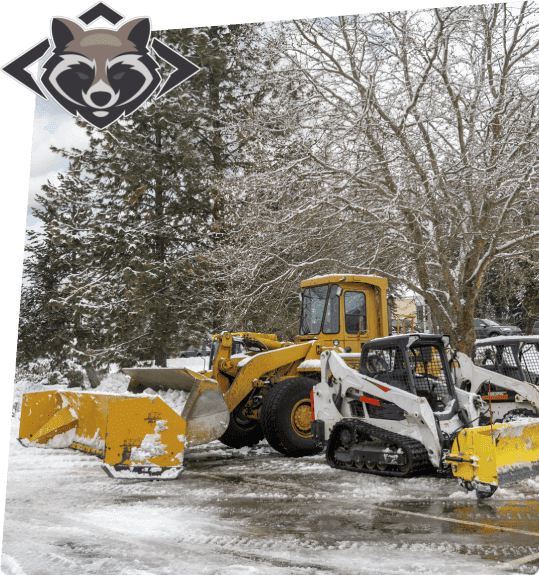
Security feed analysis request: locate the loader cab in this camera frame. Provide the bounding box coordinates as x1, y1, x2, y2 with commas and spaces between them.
358, 334, 458, 417
295, 275, 390, 354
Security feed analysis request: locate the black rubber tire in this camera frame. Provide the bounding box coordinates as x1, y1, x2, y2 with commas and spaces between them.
260, 377, 322, 457
219, 403, 264, 449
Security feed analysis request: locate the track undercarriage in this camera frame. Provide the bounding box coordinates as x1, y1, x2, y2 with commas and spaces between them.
326, 419, 432, 478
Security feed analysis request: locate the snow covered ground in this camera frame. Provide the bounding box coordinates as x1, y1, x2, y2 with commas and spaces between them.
3, 359, 539, 575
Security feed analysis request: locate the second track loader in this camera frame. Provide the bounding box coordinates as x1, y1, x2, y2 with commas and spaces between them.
311, 334, 539, 498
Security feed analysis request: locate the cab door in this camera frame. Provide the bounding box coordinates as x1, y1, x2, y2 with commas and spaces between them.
343, 290, 369, 352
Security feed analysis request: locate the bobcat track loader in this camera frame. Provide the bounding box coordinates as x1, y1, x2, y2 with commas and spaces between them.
469, 336, 539, 422
19, 275, 390, 479
311, 334, 539, 498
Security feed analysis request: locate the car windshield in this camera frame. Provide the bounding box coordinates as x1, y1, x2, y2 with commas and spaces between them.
483, 319, 499, 326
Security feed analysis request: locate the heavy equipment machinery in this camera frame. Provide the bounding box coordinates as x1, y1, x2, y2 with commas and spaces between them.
19, 274, 390, 478
474, 336, 539, 382
311, 333, 539, 498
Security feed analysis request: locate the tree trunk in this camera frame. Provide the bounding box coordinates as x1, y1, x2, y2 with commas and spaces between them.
85, 368, 102, 389
155, 351, 167, 367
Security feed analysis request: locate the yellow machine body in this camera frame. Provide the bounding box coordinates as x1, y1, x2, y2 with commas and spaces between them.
18, 275, 389, 476
449, 419, 539, 492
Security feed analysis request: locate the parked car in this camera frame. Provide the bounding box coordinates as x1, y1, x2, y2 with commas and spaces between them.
474, 318, 523, 339
533, 321, 539, 335
178, 344, 209, 358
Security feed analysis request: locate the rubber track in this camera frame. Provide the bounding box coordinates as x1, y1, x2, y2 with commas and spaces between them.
326, 419, 432, 478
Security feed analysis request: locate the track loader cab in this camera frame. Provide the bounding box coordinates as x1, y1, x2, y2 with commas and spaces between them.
472, 336, 539, 386
358, 334, 459, 419
295, 275, 390, 354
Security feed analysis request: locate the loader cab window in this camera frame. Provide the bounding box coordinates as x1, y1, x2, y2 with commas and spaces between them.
322, 285, 341, 334
362, 346, 411, 392
344, 292, 367, 334
299, 285, 329, 335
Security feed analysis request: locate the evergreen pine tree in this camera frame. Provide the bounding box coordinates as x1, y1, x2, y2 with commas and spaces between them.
25, 24, 266, 369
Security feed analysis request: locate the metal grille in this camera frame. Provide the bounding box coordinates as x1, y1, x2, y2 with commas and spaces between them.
408, 345, 452, 408
362, 346, 411, 392
474, 344, 521, 380
520, 343, 539, 385
349, 400, 365, 417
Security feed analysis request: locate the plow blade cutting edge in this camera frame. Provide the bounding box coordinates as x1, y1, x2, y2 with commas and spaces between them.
448, 419, 539, 496
19, 390, 189, 479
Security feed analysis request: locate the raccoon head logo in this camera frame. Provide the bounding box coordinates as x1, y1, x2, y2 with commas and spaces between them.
41, 17, 161, 129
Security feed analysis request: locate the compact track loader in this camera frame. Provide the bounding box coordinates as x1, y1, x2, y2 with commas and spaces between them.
311, 334, 539, 497
470, 336, 539, 421
19, 274, 391, 478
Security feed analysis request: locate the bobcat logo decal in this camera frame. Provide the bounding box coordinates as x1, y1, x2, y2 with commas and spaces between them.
3, 3, 200, 129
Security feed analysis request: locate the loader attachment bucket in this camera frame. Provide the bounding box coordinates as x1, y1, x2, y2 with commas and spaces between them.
19, 391, 186, 479
447, 419, 539, 497
123, 367, 230, 446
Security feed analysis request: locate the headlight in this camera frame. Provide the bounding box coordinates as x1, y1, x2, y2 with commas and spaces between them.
333, 339, 340, 346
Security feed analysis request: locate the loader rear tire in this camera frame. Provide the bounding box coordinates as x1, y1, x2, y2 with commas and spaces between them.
260, 377, 322, 457
219, 404, 264, 449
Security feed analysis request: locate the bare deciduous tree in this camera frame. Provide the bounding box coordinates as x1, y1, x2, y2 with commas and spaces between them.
204, 4, 539, 354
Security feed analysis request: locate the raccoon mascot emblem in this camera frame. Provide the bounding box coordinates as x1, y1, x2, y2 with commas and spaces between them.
41, 18, 161, 129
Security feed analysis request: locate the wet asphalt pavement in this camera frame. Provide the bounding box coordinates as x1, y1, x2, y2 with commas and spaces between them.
2, 420, 539, 575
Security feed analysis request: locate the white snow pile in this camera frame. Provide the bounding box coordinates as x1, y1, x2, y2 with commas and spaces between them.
150, 388, 190, 416
130, 420, 168, 464
96, 371, 131, 394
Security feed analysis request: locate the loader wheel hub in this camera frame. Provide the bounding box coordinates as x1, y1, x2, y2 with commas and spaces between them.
291, 400, 312, 438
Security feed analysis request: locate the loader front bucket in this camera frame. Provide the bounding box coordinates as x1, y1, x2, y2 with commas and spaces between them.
447, 419, 539, 497
19, 390, 186, 479
123, 368, 230, 446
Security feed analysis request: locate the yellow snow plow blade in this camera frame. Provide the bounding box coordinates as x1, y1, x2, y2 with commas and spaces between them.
123, 368, 230, 446
19, 390, 186, 479
447, 419, 539, 497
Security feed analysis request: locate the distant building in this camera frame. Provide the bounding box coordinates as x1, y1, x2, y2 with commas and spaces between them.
392, 296, 434, 333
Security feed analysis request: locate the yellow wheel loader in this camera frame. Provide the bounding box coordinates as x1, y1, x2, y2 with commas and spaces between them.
311, 334, 539, 497
19, 275, 391, 478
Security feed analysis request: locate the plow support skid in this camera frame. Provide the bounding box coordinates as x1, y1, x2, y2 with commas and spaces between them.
449, 420, 539, 491
19, 391, 186, 479
124, 367, 230, 446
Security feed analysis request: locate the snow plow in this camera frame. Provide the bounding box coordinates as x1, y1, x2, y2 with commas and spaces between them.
18, 372, 227, 479
311, 334, 539, 497
18, 274, 391, 477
